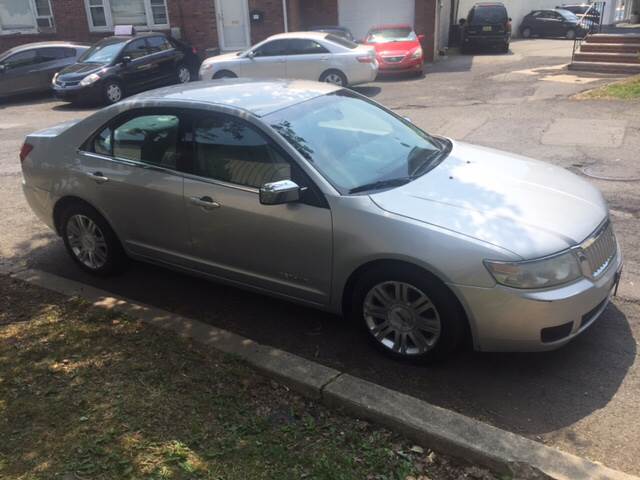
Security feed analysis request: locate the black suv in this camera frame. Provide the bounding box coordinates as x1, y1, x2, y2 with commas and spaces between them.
459, 2, 512, 53
520, 9, 586, 39
53, 33, 197, 105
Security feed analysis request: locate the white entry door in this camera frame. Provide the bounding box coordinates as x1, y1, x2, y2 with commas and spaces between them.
216, 0, 251, 51
338, 0, 415, 41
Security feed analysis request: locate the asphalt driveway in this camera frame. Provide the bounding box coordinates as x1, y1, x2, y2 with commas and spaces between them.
1, 39, 639, 476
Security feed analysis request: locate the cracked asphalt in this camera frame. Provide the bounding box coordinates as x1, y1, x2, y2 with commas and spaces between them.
1, 39, 639, 476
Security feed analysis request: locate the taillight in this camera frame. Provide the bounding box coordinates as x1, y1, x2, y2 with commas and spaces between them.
20, 142, 33, 164
357, 56, 374, 63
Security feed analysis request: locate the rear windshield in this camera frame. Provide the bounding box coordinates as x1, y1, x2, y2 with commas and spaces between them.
468, 5, 508, 25
366, 27, 416, 43
325, 34, 358, 49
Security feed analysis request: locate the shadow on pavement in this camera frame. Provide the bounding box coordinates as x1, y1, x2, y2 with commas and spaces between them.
6, 233, 636, 441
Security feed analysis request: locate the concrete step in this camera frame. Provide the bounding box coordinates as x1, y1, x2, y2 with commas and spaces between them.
573, 52, 640, 64
585, 33, 640, 44
568, 61, 640, 74
580, 43, 640, 53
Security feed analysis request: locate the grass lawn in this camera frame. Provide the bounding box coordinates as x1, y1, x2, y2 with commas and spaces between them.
0, 276, 500, 480
579, 75, 640, 100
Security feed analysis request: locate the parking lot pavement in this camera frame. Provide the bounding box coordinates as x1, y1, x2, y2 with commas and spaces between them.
1, 39, 639, 475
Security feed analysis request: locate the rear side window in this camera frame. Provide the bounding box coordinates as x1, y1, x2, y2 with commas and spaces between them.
37, 47, 69, 62
325, 34, 358, 49
3, 50, 39, 69
192, 115, 291, 188
147, 36, 172, 53
123, 38, 149, 60
288, 39, 329, 55
469, 5, 508, 25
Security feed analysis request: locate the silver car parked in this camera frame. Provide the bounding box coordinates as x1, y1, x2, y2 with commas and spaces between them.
0, 42, 89, 99
20, 80, 622, 362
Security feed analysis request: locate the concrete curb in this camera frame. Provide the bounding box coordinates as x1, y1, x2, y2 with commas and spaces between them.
6, 268, 638, 480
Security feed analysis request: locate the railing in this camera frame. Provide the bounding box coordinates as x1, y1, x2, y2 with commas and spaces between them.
571, 1, 606, 62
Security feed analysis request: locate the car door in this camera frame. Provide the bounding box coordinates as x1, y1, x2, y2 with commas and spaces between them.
181, 111, 333, 304
244, 39, 288, 78
145, 35, 179, 86
35, 47, 73, 91
76, 108, 191, 265
285, 38, 331, 81
0, 49, 43, 96
119, 38, 156, 92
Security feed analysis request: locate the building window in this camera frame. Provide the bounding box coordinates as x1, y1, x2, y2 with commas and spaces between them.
84, 0, 169, 32
0, 0, 54, 34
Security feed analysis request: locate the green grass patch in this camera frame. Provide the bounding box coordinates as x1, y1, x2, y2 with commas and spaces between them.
580, 75, 640, 100
0, 277, 498, 480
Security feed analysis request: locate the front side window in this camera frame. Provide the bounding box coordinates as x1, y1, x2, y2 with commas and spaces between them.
123, 38, 149, 60
192, 115, 291, 189
288, 39, 329, 55
84, 0, 169, 31
0, 0, 54, 34
95, 114, 180, 169
253, 39, 289, 57
147, 35, 172, 53
267, 91, 447, 194
366, 27, 416, 43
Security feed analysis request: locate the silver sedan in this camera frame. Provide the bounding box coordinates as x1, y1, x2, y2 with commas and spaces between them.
198, 32, 378, 87
20, 79, 622, 362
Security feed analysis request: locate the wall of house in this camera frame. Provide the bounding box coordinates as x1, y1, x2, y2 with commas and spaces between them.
415, 0, 438, 61
166, 0, 218, 54
457, 0, 561, 36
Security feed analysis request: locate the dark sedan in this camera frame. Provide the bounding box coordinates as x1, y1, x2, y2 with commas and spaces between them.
520, 9, 586, 39
53, 33, 195, 105
0, 42, 88, 99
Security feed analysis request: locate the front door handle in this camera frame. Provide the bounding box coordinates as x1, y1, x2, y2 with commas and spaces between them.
190, 195, 220, 210
86, 171, 109, 184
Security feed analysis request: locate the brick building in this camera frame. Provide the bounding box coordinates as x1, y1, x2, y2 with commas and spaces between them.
0, 0, 442, 61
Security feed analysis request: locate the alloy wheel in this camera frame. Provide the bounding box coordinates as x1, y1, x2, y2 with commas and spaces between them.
363, 281, 441, 356
178, 66, 191, 83
66, 214, 108, 270
323, 73, 344, 86
106, 83, 122, 103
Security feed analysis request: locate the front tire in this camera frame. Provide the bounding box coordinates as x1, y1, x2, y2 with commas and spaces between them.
61, 203, 127, 276
350, 265, 466, 363
319, 69, 348, 87
103, 80, 123, 105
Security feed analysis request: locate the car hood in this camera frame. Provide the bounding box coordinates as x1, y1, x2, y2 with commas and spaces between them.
367, 40, 420, 55
58, 62, 105, 80
370, 141, 607, 260
206, 52, 242, 64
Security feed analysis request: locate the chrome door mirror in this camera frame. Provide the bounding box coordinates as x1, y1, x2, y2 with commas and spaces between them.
259, 180, 300, 205
246, 50, 256, 59
121, 55, 132, 65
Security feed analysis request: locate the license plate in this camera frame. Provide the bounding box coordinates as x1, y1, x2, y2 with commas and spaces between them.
483, 26, 493, 31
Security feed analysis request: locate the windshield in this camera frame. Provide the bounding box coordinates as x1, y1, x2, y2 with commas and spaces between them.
366, 28, 416, 43
78, 39, 127, 64
266, 91, 447, 194
469, 6, 507, 25
557, 9, 579, 21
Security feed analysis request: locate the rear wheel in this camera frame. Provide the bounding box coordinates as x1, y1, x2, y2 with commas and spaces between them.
319, 69, 348, 87
60, 203, 127, 276
350, 264, 466, 363
103, 80, 123, 105
176, 64, 191, 84
566, 28, 576, 40
521, 27, 532, 38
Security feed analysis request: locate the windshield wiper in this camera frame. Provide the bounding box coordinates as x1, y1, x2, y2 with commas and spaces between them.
348, 176, 414, 194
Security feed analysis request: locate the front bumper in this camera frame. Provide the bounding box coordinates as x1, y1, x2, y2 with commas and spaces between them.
52, 83, 102, 103
463, 34, 510, 47
450, 246, 623, 352
376, 56, 424, 74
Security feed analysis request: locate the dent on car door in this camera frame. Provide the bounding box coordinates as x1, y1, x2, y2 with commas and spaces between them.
76, 109, 191, 265
181, 111, 333, 304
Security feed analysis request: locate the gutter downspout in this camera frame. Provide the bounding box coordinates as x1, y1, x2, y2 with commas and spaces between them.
282, 0, 289, 32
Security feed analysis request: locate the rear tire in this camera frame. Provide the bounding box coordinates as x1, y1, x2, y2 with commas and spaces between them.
60, 203, 128, 276
103, 80, 123, 105
349, 264, 466, 363
319, 69, 348, 87
566, 28, 576, 40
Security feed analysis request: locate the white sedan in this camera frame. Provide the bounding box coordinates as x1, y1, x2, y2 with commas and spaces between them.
199, 32, 378, 87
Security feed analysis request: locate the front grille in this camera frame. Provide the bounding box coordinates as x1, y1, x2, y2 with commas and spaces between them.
580, 221, 617, 278
57, 79, 80, 87
383, 55, 405, 63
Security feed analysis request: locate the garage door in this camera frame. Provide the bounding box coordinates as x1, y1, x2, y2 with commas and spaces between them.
338, 0, 415, 41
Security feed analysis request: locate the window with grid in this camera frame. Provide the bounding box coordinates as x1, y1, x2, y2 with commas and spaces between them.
0, 0, 54, 34
84, 0, 169, 31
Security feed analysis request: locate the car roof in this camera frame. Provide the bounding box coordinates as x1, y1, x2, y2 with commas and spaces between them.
2, 41, 88, 57
311, 25, 349, 31
369, 24, 413, 30
266, 31, 330, 41
126, 79, 340, 117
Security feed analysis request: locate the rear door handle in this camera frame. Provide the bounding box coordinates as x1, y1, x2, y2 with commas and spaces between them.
86, 171, 109, 184
190, 195, 220, 210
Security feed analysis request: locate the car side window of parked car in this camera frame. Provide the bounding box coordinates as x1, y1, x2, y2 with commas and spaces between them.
3, 50, 39, 70
123, 38, 149, 60
92, 114, 181, 170
191, 114, 292, 189
147, 36, 173, 54
253, 39, 289, 57
37, 47, 73, 62
288, 39, 329, 55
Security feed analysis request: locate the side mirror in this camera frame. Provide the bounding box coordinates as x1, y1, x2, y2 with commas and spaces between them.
259, 180, 300, 205
121, 55, 132, 65
417, 34, 426, 43
458, 18, 466, 26
508, 17, 512, 22
246, 50, 255, 59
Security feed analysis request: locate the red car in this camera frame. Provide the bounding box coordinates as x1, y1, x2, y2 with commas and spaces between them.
363, 24, 425, 76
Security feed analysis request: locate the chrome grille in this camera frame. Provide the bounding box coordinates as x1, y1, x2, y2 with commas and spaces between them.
581, 221, 617, 278
383, 55, 404, 63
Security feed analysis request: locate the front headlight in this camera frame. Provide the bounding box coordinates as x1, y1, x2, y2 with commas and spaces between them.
80, 73, 101, 86
52, 73, 59, 85
411, 47, 423, 59
484, 250, 582, 289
